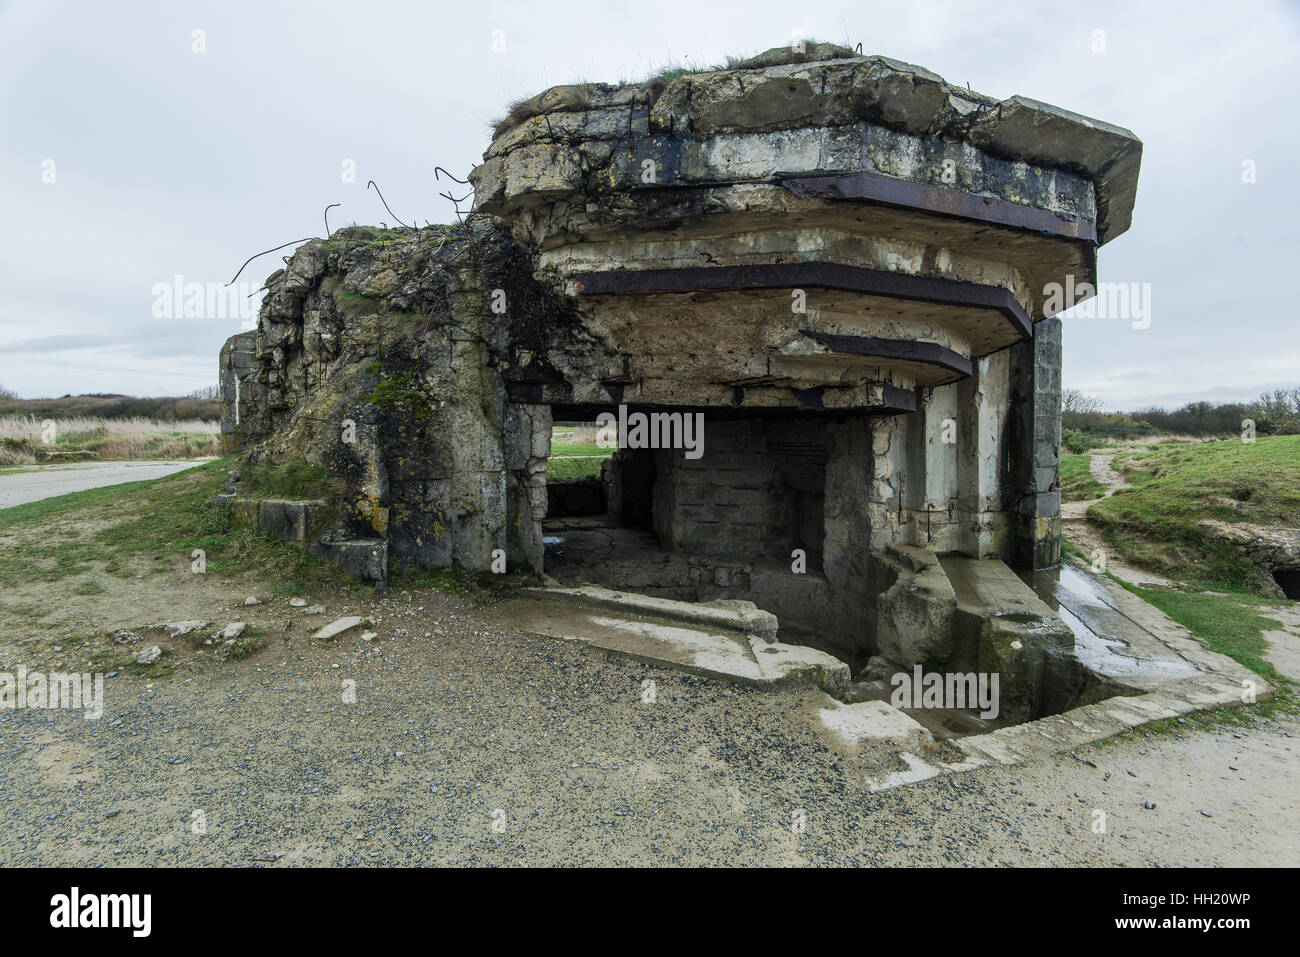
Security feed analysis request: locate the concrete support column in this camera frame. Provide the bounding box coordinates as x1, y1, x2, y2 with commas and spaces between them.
1009, 318, 1062, 569
867, 416, 906, 552
922, 384, 961, 551
957, 350, 1011, 558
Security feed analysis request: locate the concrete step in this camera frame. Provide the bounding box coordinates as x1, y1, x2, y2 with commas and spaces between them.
218, 493, 386, 584
311, 539, 387, 584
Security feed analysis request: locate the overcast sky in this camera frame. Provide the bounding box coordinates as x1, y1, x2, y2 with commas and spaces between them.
1, 0, 1296, 410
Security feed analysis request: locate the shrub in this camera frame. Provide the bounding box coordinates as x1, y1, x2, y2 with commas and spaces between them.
1061, 428, 1096, 454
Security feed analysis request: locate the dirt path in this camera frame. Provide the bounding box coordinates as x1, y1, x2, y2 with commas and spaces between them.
1059, 449, 1298, 696
0, 460, 212, 508
1060, 454, 1125, 521
1060, 453, 1176, 588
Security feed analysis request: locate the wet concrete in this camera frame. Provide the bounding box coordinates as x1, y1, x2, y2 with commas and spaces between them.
1022, 563, 1201, 682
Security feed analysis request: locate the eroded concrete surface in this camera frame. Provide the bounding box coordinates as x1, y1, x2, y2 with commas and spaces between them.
492, 561, 1270, 794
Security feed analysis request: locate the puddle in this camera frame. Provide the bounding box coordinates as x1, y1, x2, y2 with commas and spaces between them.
1022, 564, 1200, 681
543, 535, 565, 546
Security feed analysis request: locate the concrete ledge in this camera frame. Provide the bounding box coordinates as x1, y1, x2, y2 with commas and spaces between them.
858, 564, 1273, 791
506, 588, 848, 694
526, 584, 779, 641
225, 496, 329, 543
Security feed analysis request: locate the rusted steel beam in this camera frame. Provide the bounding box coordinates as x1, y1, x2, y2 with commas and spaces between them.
572, 262, 1033, 341
549, 387, 917, 421
780, 171, 1098, 244
801, 331, 974, 378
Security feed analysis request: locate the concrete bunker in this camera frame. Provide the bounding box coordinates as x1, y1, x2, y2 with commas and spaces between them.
217, 43, 1177, 733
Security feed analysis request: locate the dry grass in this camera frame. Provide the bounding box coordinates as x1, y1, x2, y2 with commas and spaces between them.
0, 415, 220, 466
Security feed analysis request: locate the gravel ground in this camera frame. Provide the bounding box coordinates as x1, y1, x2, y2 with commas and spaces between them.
1, 588, 1296, 867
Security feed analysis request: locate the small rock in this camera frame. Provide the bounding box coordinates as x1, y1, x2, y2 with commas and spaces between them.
216, 622, 247, 640
109, 629, 139, 645
244, 596, 261, 606
136, 646, 161, 666
156, 621, 210, 638
1143, 800, 1157, 810
304, 605, 326, 615
216, 640, 236, 661
104, 810, 121, 819
289, 597, 308, 607
360, 631, 377, 641
312, 616, 368, 641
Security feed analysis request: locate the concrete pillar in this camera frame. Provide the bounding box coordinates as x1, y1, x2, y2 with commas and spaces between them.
218, 330, 258, 453
956, 350, 1011, 558
1008, 318, 1062, 569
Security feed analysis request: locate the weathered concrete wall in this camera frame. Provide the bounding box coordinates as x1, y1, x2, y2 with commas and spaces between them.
654, 419, 771, 558
219, 223, 568, 576
218, 330, 258, 454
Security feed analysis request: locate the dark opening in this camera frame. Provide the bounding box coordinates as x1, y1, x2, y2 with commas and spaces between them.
763, 433, 827, 570
1274, 569, 1300, 600
612, 447, 656, 530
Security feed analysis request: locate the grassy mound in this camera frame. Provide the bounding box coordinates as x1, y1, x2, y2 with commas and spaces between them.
1087, 435, 1300, 591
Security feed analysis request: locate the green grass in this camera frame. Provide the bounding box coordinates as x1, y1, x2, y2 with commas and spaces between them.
1060, 453, 1105, 501
1087, 435, 1300, 592
547, 431, 612, 481
1118, 582, 1285, 681
551, 442, 608, 457
388, 562, 479, 593
0, 460, 342, 592
1112, 578, 1295, 718
241, 460, 344, 503
547, 457, 605, 481
227, 626, 266, 661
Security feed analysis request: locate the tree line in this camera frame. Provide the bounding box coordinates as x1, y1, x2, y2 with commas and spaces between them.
1063, 386, 1300, 440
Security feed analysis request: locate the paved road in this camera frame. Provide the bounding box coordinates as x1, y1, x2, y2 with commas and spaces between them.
0, 459, 212, 509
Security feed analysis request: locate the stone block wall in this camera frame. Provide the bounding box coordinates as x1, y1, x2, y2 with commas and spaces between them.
654, 419, 772, 559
